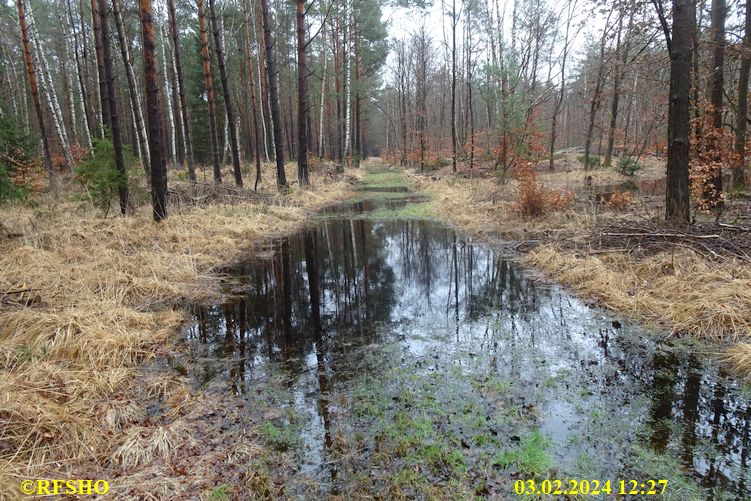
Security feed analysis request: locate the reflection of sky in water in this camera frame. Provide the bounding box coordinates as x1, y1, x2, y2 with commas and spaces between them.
183, 215, 751, 497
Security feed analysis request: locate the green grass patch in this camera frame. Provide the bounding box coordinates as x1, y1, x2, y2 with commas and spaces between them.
258, 421, 301, 452
494, 430, 552, 477
361, 202, 437, 221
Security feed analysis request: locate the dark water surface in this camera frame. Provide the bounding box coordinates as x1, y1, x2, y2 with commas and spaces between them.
182, 194, 751, 499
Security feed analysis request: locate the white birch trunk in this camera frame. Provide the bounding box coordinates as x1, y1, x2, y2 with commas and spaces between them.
250, 2, 270, 163
66, 0, 92, 147
27, 0, 73, 165
158, 0, 176, 164
342, 0, 352, 162
113, 0, 149, 166
318, 24, 327, 158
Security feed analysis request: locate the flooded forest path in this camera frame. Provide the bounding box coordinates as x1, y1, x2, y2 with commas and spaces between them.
178, 161, 751, 499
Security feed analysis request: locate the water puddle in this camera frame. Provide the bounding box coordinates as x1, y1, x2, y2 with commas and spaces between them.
178, 189, 751, 498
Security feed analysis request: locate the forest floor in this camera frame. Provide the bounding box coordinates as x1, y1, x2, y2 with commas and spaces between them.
0, 163, 360, 499
404, 155, 751, 378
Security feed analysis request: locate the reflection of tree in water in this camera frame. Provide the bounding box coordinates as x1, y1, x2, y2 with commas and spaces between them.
183, 216, 751, 498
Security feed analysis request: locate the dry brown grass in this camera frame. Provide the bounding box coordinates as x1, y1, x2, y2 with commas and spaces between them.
525, 246, 751, 340
0, 162, 354, 497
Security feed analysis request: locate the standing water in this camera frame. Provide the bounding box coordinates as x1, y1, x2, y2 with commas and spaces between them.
181, 184, 751, 499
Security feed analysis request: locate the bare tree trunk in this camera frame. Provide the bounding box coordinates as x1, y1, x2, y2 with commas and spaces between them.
65, 0, 93, 147
604, 10, 631, 168
168, 0, 195, 182
296, 0, 309, 185
91, 0, 109, 136
242, 0, 261, 188
113, 0, 150, 176
197, 0, 222, 183
260, 0, 286, 187
209, 0, 243, 186
734, 0, 750, 190
707, 0, 726, 204
158, 2, 175, 167
342, 0, 352, 164
251, 3, 270, 164
96, 0, 129, 214
655, 0, 692, 222
549, 0, 577, 171
17, 0, 55, 192
27, 0, 73, 167
318, 20, 328, 159
583, 7, 613, 170
140, 0, 166, 220
451, 0, 457, 173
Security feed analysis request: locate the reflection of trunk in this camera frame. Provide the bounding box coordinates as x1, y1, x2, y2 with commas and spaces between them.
197, 0, 222, 183
649, 351, 677, 452
681, 356, 701, 466
304, 229, 334, 477
209, 0, 243, 186
281, 239, 293, 347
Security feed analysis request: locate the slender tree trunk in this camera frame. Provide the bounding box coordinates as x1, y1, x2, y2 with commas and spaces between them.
584, 8, 613, 170
664, 0, 693, 222
260, 0, 286, 187
318, 20, 328, 158
604, 11, 630, 168
451, 0, 457, 173
27, 0, 73, 167
91, 0, 109, 135
707, 0, 726, 204
251, 3, 270, 164
734, 1, 750, 190
342, 0, 352, 164
158, 3, 176, 167
209, 0, 242, 186
296, 0, 309, 185
197, 0, 222, 183
65, 0, 93, 147
168, 0, 196, 181
97, 0, 129, 214
17, 0, 55, 191
113, 0, 150, 176
140, 0, 166, 220
550, 0, 576, 171
242, 0, 261, 188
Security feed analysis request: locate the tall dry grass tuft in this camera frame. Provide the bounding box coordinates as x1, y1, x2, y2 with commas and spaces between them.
525, 245, 751, 341
0, 163, 354, 487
